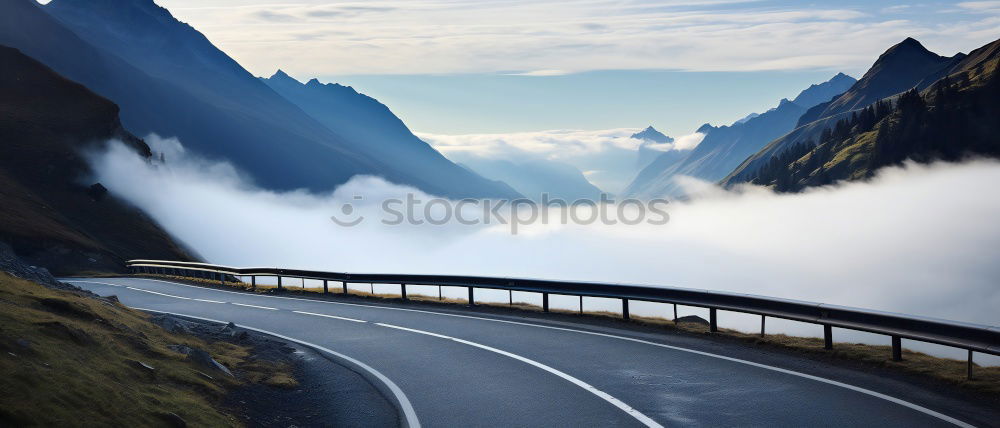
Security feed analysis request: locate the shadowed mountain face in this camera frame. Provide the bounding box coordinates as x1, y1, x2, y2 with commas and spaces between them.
726, 38, 1000, 192
0, 45, 193, 274
724, 38, 979, 186
623, 73, 855, 198
0, 0, 510, 198
260, 71, 521, 199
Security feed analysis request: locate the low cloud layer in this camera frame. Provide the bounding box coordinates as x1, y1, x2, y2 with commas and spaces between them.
419, 128, 701, 194
89, 137, 1000, 362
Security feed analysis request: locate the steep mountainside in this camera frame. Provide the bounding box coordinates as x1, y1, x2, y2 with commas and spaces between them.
725, 38, 976, 185
260, 71, 520, 198
737, 38, 1000, 192
797, 38, 964, 126
0, 45, 193, 274
0, 0, 512, 198
624, 73, 855, 198
0, 0, 392, 193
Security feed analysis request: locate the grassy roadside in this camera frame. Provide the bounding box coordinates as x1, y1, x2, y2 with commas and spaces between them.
0, 272, 296, 426
134, 273, 999, 400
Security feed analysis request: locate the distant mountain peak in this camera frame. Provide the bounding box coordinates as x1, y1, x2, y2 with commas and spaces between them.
269, 69, 299, 83
306, 78, 322, 86
878, 37, 944, 64
630, 126, 672, 143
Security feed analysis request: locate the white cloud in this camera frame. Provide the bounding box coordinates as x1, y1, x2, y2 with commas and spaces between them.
670, 132, 705, 151
151, 0, 1000, 76
419, 128, 705, 194
505, 69, 571, 76
419, 128, 684, 194
88, 137, 1000, 363
957, 1, 1000, 12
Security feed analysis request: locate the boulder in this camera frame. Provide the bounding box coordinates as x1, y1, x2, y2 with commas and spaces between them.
674, 315, 710, 326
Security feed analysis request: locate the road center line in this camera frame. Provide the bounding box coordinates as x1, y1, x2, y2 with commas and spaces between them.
126, 286, 191, 300
376, 322, 663, 428
71, 278, 975, 427
293, 310, 366, 323
231, 302, 278, 310
194, 298, 226, 304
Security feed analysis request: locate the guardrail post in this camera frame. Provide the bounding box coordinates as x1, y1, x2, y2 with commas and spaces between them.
967, 350, 974, 380
509, 290, 513, 306
468, 287, 475, 306
891, 336, 902, 361
401, 284, 407, 300
277, 276, 283, 291
438, 285, 442, 301
542, 293, 549, 312
673, 303, 678, 322
342, 281, 348, 294
760, 316, 766, 337
579, 296, 583, 314
709, 308, 718, 332
251, 276, 256, 290
622, 299, 630, 320
824, 325, 833, 350
323, 280, 329, 294
220, 273, 225, 286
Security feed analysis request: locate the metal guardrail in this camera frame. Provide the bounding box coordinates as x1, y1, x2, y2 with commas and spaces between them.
127, 259, 999, 379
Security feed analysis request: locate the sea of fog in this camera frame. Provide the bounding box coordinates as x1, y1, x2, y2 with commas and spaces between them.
88, 136, 1000, 364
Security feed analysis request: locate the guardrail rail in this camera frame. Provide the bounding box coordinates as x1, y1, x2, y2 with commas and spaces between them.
127, 259, 1000, 379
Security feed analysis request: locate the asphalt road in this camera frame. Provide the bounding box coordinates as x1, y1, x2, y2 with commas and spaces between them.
66, 277, 993, 428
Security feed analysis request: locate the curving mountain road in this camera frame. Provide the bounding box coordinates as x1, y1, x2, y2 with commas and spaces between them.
66, 277, 995, 428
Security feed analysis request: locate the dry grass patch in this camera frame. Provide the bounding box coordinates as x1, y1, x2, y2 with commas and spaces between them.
0, 273, 296, 426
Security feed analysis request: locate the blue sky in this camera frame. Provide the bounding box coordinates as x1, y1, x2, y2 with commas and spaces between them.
328, 69, 841, 135
148, 0, 1000, 134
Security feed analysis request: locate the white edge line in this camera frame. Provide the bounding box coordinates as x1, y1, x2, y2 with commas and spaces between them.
72, 278, 974, 428
130, 307, 420, 428
293, 310, 366, 323
377, 322, 663, 428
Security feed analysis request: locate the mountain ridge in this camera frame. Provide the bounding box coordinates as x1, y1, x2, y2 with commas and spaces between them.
259, 71, 522, 199
623, 73, 855, 198
32, 0, 516, 198
724, 37, 975, 186
723, 37, 1000, 192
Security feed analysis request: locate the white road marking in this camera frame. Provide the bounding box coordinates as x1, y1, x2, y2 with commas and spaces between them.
377, 322, 663, 428
194, 298, 226, 304
131, 307, 420, 428
126, 286, 191, 300
70, 277, 975, 428
292, 310, 366, 323
231, 302, 277, 310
